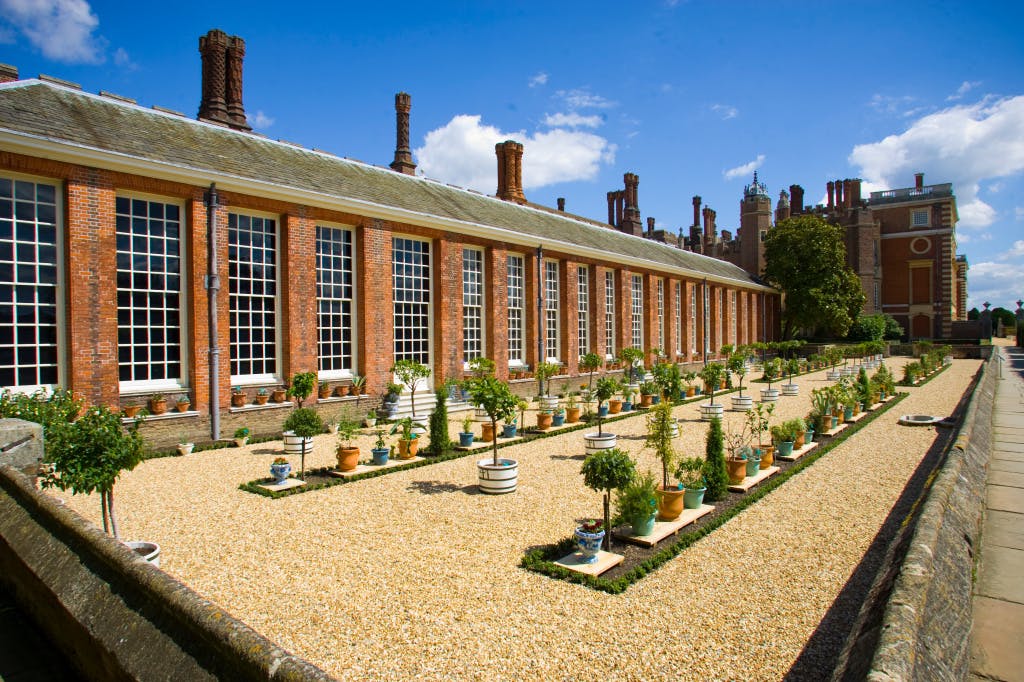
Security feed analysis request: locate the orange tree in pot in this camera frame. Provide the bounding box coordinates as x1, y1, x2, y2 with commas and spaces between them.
645, 400, 683, 521
463, 376, 519, 467
580, 447, 636, 551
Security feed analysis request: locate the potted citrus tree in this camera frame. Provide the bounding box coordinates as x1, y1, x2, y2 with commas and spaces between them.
282, 407, 322, 479
464, 375, 520, 494
534, 361, 561, 412
781, 357, 801, 396
647, 400, 683, 520
760, 358, 781, 402
728, 349, 752, 411
580, 446, 636, 551
584, 376, 619, 455
335, 420, 360, 471
390, 359, 431, 419
699, 362, 726, 420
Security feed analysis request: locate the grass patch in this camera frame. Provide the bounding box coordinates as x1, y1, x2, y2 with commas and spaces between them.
520, 392, 909, 593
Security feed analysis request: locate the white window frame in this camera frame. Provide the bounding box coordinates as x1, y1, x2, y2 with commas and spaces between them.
911, 209, 930, 228
717, 288, 725, 350
507, 254, 525, 366
544, 260, 560, 363
656, 278, 665, 353
690, 286, 697, 355
392, 236, 433, 367
730, 290, 737, 346
462, 247, 485, 367
577, 265, 589, 357
631, 274, 644, 351
229, 209, 280, 386
116, 192, 188, 394
316, 223, 356, 380
674, 281, 682, 356
0, 172, 65, 393
604, 270, 615, 360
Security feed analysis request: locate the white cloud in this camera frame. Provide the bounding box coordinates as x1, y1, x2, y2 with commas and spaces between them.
711, 103, 738, 120
528, 72, 548, 88
542, 112, 602, 128
723, 154, 765, 181
999, 240, 1024, 260
868, 93, 918, 116
850, 95, 1024, 229
947, 80, 981, 101
0, 0, 105, 63
112, 46, 136, 70
251, 110, 274, 129
1015, 206, 1024, 221
965, 260, 1022, 310
414, 114, 616, 193
957, 232, 971, 244
556, 88, 615, 110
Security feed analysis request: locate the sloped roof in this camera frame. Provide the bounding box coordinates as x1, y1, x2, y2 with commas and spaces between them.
0, 80, 770, 290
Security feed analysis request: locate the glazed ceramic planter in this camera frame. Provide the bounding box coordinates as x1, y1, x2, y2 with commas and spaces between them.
574, 527, 605, 563
371, 448, 389, 466
726, 458, 747, 484
745, 456, 761, 477
125, 540, 161, 567
683, 486, 706, 509
551, 413, 565, 427
477, 458, 518, 494
502, 424, 518, 438
458, 432, 475, 447
270, 461, 291, 484
631, 513, 656, 536
566, 407, 581, 423
776, 441, 794, 458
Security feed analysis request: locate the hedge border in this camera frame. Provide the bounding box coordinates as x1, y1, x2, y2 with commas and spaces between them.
519, 392, 909, 593
898, 362, 949, 388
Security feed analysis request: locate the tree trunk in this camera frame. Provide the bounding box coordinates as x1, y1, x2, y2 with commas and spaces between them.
106, 488, 120, 540
602, 492, 611, 551
100, 491, 109, 535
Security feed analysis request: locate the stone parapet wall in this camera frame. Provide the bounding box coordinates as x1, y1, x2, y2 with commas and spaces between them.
0, 452, 335, 681
864, 355, 994, 680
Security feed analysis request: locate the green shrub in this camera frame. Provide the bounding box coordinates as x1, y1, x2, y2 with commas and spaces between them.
428, 385, 450, 457
703, 417, 728, 501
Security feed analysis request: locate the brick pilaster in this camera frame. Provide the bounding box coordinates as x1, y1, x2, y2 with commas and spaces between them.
65, 167, 118, 407
282, 211, 317, 377
616, 269, 632, 354
592, 265, 609, 360
644, 273, 658, 365
485, 246, 509, 379
358, 219, 393, 394
524, 250, 539, 369
435, 235, 463, 386
561, 260, 579, 375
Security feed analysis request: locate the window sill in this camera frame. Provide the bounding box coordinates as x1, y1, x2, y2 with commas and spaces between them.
122, 410, 199, 424
229, 402, 294, 414
316, 395, 368, 405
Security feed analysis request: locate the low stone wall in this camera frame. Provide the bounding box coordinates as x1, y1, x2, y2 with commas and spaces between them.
0, 453, 336, 681
861, 355, 994, 680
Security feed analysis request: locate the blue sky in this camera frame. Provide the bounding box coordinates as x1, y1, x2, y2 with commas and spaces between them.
2, 0, 1023, 311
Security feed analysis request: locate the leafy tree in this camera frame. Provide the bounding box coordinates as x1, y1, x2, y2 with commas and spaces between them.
763, 215, 865, 339
882, 314, 905, 340
287, 371, 318, 408
391, 359, 431, 417
703, 417, 728, 502
580, 447, 636, 550
463, 376, 518, 465
579, 352, 602, 393
992, 307, 1017, 330
967, 307, 979, 321
41, 404, 145, 540
283, 407, 323, 478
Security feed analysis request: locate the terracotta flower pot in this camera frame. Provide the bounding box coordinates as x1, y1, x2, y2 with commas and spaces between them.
272, 389, 287, 403
481, 422, 495, 442
148, 399, 167, 415
794, 430, 806, 449
255, 394, 269, 405
175, 401, 190, 413
231, 393, 246, 407
760, 447, 774, 469
639, 394, 653, 408
608, 399, 623, 414
336, 446, 360, 471
536, 413, 553, 430
656, 485, 686, 521
565, 407, 581, 423
319, 387, 332, 399
686, 386, 696, 397
337, 385, 351, 397
727, 458, 747, 484
122, 405, 142, 418
397, 438, 418, 459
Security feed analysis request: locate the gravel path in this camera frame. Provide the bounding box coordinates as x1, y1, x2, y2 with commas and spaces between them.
51, 357, 979, 681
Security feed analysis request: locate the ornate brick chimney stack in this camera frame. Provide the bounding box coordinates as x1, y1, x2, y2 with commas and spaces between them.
646, 216, 656, 237
842, 179, 852, 209
850, 178, 862, 205
621, 172, 642, 236
0, 64, 18, 83
915, 172, 924, 189
789, 184, 804, 214
198, 29, 249, 131
834, 179, 844, 210
495, 141, 526, 204
827, 180, 835, 210
692, 196, 701, 228
390, 92, 417, 175
557, 197, 565, 212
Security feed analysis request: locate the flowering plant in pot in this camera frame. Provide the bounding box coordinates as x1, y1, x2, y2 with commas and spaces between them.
270, 456, 290, 484
565, 394, 581, 423
233, 426, 250, 447
390, 417, 419, 459
580, 446, 636, 551
574, 519, 605, 564
614, 469, 658, 536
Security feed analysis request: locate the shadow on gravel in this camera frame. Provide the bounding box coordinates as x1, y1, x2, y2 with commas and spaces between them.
785, 364, 983, 682
407, 480, 478, 496
550, 453, 586, 461
251, 447, 278, 455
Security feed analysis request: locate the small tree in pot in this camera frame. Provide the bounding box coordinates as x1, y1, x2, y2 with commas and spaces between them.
620, 347, 645, 385
464, 376, 519, 467
391, 359, 431, 418
286, 371, 317, 409
579, 352, 602, 394
282, 407, 323, 479
593, 377, 618, 435
699, 362, 725, 405
580, 446, 636, 550
646, 400, 683, 520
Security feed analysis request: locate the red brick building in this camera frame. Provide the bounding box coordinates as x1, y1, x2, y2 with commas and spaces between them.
0, 30, 778, 443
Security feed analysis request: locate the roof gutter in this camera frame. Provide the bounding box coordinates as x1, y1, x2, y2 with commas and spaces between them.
0, 128, 776, 293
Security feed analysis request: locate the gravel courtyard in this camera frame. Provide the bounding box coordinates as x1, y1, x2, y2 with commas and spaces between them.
50, 356, 980, 681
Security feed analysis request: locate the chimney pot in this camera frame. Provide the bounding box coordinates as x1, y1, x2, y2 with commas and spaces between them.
914, 172, 924, 189
692, 195, 701, 227
646, 216, 655, 236
827, 181, 835, 209
557, 197, 565, 212
198, 29, 249, 131
390, 92, 417, 175
789, 184, 804, 214
0, 63, 18, 83
495, 140, 526, 204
